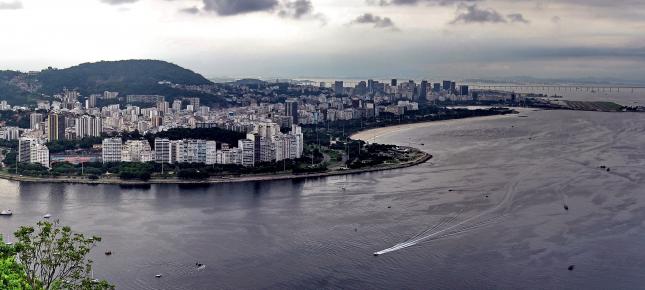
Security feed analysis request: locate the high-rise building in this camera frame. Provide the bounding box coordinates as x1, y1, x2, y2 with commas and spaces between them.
186, 97, 200, 109
391, 79, 398, 87
121, 140, 153, 162
175, 139, 207, 163
238, 139, 255, 167
450, 82, 456, 93
419, 80, 429, 102
31, 144, 50, 168
103, 91, 119, 100
86, 94, 98, 109
285, 99, 299, 125
172, 100, 182, 112
442, 80, 452, 91
459, 85, 469, 96
205, 141, 218, 165
75, 115, 102, 138
355, 81, 367, 96
1, 127, 20, 140
18, 138, 34, 163
18, 138, 49, 167
102, 138, 123, 163
154, 138, 172, 163
333, 81, 344, 95
46, 113, 65, 141
30, 113, 43, 131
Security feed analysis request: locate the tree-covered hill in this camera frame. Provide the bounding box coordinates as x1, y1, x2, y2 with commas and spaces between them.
0, 60, 222, 106
37, 59, 212, 95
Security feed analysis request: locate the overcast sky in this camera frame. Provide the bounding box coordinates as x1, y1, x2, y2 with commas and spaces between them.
0, 0, 644, 81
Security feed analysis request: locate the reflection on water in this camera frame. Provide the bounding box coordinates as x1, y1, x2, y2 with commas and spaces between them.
3, 110, 645, 289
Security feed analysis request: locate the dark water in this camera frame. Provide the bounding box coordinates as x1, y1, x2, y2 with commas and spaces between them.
3, 110, 645, 289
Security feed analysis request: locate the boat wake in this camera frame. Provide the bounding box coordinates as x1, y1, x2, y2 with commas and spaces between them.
375, 165, 537, 256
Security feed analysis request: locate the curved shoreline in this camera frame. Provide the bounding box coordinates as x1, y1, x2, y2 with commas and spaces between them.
350, 113, 518, 142
0, 150, 432, 185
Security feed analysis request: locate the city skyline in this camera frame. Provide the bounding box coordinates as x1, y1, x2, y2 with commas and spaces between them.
0, 0, 644, 81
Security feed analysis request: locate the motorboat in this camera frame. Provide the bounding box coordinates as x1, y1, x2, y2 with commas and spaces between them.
155, 274, 163, 278
0, 210, 12, 216
43, 214, 51, 219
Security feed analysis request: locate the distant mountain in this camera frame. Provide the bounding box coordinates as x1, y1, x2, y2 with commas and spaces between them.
0, 60, 220, 106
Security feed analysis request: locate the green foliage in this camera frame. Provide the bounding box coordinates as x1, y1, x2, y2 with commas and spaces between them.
292, 164, 328, 174
37, 60, 212, 99
46, 137, 102, 154
0, 256, 33, 290
118, 162, 153, 180
0, 71, 37, 105
0, 110, 31, 128
177, 168, 210, 179
4, 150, 17, 167
0, 139, 19, 149
13, 163, 49, 177
149, 127, 245, 148
13, 221, 113, 290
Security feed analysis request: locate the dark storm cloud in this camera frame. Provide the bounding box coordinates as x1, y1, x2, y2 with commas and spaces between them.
202, 0, 279, 16
450, 4, 506, 24
350, 13, 399, 30
277, 0, 325, 21
507, 13, 529, 23
0, 1, 22, 9
277, 0, 312, 18
100, 0, 138, 4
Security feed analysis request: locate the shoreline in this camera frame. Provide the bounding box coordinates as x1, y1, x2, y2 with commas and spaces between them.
350, 112, 520, 142
0, 150, 432, 185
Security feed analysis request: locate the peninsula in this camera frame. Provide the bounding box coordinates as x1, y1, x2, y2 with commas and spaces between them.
0, 60, 523, 185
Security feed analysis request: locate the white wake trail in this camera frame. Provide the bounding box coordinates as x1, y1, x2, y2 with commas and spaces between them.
374, 165, 538, 256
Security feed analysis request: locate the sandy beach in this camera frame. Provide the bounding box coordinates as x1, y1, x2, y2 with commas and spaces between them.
351, 112, 520, 143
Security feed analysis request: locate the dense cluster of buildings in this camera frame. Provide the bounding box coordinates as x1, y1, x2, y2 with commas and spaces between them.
1, 78, 519, 169
100, 123, 303, 167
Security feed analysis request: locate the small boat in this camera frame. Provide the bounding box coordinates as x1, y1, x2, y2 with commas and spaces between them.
4, 241, 13, 246
564, 205, 569, 211
105, 251, 112, 256
155, 274, 163, 278
568, 265, 575, 271
0, 210, 12, 216
43, 214, 51, 219
373, 253, 380, 256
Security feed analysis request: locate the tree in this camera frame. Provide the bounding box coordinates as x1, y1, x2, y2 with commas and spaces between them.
13, 221, 113, 290
1, 236, 33, 290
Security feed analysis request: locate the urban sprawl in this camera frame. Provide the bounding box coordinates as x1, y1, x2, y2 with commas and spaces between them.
2, 79, 519, 169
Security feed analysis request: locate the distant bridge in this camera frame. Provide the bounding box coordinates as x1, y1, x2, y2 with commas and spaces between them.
468, 85, 645, 93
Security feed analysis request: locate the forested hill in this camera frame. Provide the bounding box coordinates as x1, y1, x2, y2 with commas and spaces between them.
37, 59, 212, 94
0, 60, 219, 105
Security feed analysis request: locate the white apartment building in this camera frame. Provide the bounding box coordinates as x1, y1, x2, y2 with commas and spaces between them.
205, 141, 217, 165
102, 138, 123, 163
121, 140, 153, 162
238, 139, 255, 167
154, 138, 172, 163
17, 138, 49, 167
75, 115, 103, 138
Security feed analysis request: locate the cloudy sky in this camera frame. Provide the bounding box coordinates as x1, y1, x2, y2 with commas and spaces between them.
0, 0, 644, 81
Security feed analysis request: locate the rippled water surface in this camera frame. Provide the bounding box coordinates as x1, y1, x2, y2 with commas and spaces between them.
3, 110, 645, 289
